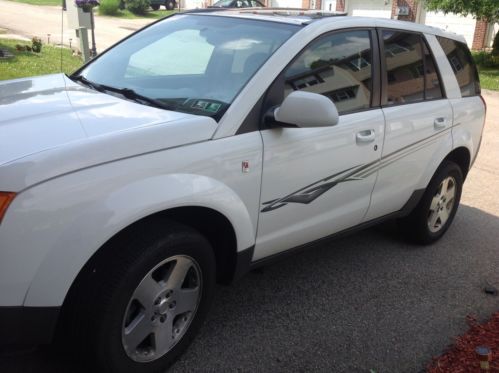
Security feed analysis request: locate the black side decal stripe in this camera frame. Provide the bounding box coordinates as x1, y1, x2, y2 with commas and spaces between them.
261, 129, 450, 212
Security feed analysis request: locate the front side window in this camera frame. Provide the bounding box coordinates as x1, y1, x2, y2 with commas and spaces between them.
283, 30, 373, 114
76, 15, 299, 120
436, 36, 480, 97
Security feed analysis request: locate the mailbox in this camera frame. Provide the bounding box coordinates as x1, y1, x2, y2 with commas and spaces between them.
67, 0, 92, 29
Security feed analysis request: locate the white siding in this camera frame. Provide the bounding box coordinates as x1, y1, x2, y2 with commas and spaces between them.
421, 10, 476, 48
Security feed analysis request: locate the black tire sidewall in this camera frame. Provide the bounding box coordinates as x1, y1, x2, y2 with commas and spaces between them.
92, 226, 216, 373
410, 161, 463, 244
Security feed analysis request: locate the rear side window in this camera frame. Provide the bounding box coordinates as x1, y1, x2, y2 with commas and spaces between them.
382, 30, 443, 105
436, 36, 480, 97
283, 30, 373, 114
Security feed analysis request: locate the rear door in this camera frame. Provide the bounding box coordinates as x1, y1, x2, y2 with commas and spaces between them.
364, 29, 453, 221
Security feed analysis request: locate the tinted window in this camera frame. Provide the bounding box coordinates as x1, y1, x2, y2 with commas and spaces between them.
383, 30, 424, 105
284, 30, 373, 114
423, 40, 443, 100
437, 36, 480, 97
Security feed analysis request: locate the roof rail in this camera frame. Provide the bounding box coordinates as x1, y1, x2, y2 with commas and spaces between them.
181, 8, 232, 13
182, 7, 347, 18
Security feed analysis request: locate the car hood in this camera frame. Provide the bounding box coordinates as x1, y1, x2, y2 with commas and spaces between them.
0, 74, 219, 191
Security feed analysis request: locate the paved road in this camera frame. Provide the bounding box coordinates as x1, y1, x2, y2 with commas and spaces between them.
0, 0, 153, 52
1, 92, 498, 372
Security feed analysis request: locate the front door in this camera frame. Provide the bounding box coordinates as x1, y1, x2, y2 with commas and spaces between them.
254, 29, 385, 260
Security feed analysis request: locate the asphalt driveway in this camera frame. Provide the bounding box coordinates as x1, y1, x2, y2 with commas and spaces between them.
1, 91, 498, 372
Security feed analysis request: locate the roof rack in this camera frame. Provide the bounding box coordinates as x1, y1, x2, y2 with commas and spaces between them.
240, 8, 347, 18
183, 7, 347, 18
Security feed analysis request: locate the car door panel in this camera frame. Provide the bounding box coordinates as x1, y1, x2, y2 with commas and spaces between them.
364, 29, 453, 221
254, 110, 384, 260
253, 28, 383, 260
364, 100, 453, 221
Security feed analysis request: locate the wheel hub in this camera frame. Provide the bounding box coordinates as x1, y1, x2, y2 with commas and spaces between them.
121, 255, 202, 362
427, 175, 456, 233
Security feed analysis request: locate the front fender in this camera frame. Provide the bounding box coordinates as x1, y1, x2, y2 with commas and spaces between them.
0, 133, 263, 307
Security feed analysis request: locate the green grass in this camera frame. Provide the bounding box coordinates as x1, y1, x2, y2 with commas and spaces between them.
98, 9, 175, 19
0, 39, 83, 81
6, 0, 174, 18
479, 68, 499, 91
8, 0, 61, 5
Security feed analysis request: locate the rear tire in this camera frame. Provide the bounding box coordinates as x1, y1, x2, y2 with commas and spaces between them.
65, 221, 216, 373
150, 4, 160, 10
398, 160, 463, 245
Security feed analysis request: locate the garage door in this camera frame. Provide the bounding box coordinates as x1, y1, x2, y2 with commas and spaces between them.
422, 10, 476, 48
346, 0, 391, 18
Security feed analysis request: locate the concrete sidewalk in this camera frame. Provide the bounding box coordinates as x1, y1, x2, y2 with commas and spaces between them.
0, 0, 155, 52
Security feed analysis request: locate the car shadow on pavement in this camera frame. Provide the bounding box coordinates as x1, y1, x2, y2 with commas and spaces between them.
1, 204, 498, 373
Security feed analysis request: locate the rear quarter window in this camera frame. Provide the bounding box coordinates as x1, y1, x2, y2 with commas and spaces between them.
436, 36, 480, 97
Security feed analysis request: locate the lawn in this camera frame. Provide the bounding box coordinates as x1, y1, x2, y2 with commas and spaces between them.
6, 0, 175, 19
8, 0, 61, 5
0, 39, 83, 81
479, 68, 499, 91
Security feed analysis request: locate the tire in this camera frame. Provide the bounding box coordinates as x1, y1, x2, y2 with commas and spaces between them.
150, 4, 160, 10
165, 0, 175, 10
398, 160, 463, 245
66, 221, 216, 373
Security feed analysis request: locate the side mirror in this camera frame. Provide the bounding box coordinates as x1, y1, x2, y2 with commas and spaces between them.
273, 91, 339, 128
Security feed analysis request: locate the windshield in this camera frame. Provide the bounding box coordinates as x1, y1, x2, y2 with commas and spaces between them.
76, 15, 300, 120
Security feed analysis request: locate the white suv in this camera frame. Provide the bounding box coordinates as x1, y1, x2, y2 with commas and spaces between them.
0, 9, 485, 372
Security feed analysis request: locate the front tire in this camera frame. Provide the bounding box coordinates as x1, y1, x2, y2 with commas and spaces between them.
398, 160, 463, 244
68, 222, 216, 373
165, 0, 175, 10
150, 4, 160, 10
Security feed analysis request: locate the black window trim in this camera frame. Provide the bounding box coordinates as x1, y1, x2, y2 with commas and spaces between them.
378, 27, 447, 108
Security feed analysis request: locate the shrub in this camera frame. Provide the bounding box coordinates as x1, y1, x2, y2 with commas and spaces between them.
472, 51, 499, 68
32, 37, 42, 53
126, 0, 149, 15
98, 0, 120, 15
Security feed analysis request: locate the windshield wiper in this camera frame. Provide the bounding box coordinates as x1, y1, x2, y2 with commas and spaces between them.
71, 75, 103, 91
71, 75, 175, 111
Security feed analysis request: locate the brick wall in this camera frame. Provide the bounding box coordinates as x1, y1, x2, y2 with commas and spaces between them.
391, 0, 417, 21
335, 0, 344, 12
301, 0, 321, 9
472, 20, 488, 50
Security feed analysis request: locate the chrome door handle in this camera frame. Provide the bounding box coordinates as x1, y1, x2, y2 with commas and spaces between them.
356, 129, 375, 143
434, 117, 447, 129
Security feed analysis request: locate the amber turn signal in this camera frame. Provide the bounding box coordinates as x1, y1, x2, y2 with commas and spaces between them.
0, 192, 16, 223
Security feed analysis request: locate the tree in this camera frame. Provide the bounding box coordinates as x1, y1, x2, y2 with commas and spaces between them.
424, 0, 499, 22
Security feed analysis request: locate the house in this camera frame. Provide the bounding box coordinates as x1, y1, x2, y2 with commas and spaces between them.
267, 0, 498, 50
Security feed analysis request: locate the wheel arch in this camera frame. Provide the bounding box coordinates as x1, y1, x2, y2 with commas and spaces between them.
443, 146, 471, 180
63, 205, 240, 301
55, 205, 242, 342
